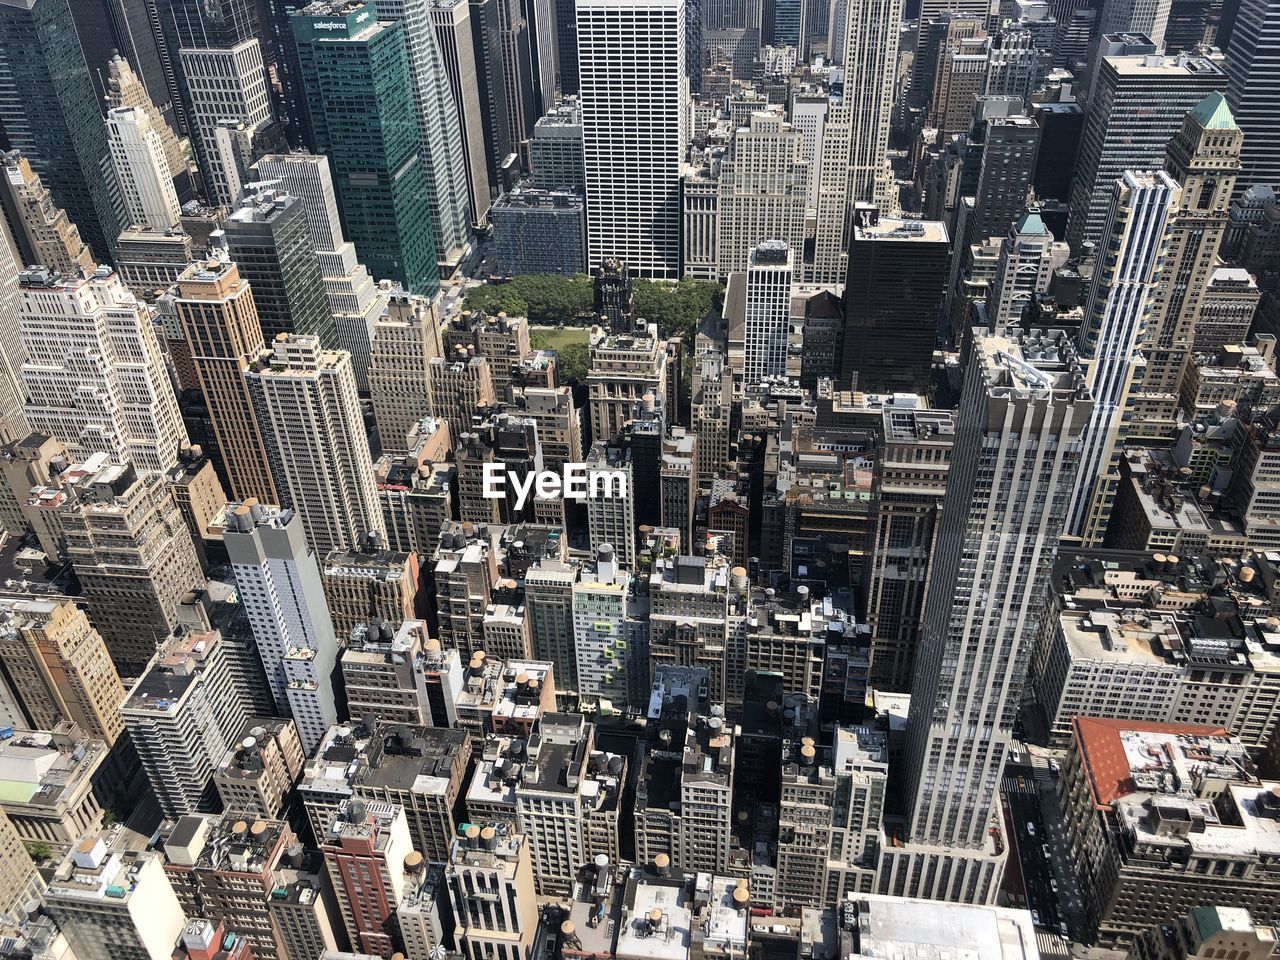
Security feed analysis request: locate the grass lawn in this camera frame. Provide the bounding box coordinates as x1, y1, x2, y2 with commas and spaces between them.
530, 326, 590, 351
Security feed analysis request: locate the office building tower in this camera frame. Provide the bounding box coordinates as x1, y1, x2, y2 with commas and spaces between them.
0, 806, 39, 919
1141, 94, 1242, 410
103, 53, 188, 200
431, 0, 496, 224
105, 107, 183, 233
809, 0, 901, 284
660, 429, 696, 544
375, 0, 474, 274
322, 799, 413, 957
716, 113, 807, 278
179, 39, 277, 207
586, 321, 668, 441
173, 255, 284, 504
1225, 0, 1280, 197
530, 101, 585, 193
984, 30, 1039, 104
0, 0, 124, 261
888, 329, 1091, 904
1067, 52, 1226, 252
969, 115, 1039, 245
691, 330, 731, 487
0, 235, 25, 447
1098, 0, 1173, 48
224, 501, 341, 754
433, 522, 499, 658
584, 444, 636, 563
252, 152, 388, 387
0, 432, 62, 537
743, 241, 793, 382
1032, 102, 1085, 203
18, 264, 189, 471
1067, 172, 1179, 544
0, 598, 126, 746
324, 539, 419, 639
122, 626, 249, 818
114, 228, 194, 296
447, 821, 539, 960
647, 553, 729, 701
577, 0, 687, 277
268, 850, 345, 960
929, 23, 990, 139
985, 209, 1062, 326
213, 717, 306, 818
44, 844, 183, 960
524, 558, 580, 692
866, 402, 954, 692
840, 215, 949, 393
61, 459, 205, 675
467, 0, 514, 194
495, 0, 537, 153
247, 334, 384, 554
224, 187, 337, 344
429, 355, 496, 441
491, 187, 586, 276
293, 2, 441, 296
0, 152, 97, 277
573, 548, 640, 708
368, 291, 443, 453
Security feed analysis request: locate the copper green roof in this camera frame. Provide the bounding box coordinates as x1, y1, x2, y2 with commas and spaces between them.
1189, 92, 1237, 130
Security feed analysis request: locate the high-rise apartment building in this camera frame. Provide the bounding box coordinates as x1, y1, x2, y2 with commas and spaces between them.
322, 798, 413, 958
716, 113, 808, 277
122, 626, 249, 818
577, 0, 687, 277
19, 266, 187, 473
840, 216, 949, 393
105, 107, 183, 233
179, 39, 277, 207
866, 401, 955, 691
1139, 95, 1241, 420
0, 598, 126, 746
252, 151, 389, 388
0, 152, 97, 277
224, 500, 342, 753
224, 187, 337, 345
247, 334, 384, 554
1067, 52, 1226, 252
61, 459, 205, 675
888, 329, 1092, 904
0, 0, 124, 260
375, 0, 474, 273
293, 1, 441, 296
1066, 172, 1179, 544
369, 291, 443, 452
573, 545, 637, 706
742, 240, 793, 382
173, 254, 284, 504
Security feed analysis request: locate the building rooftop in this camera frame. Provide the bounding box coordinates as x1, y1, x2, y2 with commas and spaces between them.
618, 870, 692, 960
0, 726, 105, 809
845, 894, 1039, 960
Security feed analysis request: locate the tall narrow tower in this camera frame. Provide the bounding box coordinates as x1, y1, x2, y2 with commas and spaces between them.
577, 0, 687, 278
1066, 171, 1179, 544
1137, 94, 1242, 423
105, 106, 183, 232
1224, 0, 1280, 196
885, 329, 1092, 905
743, 240, 793, 382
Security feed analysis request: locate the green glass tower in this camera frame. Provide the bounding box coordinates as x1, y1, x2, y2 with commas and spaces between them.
0, 0, 125, 262
291, 0, 439, 296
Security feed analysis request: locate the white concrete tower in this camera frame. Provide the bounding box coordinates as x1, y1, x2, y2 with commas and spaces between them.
743, 240, 792, 382
105, 106, 182, 232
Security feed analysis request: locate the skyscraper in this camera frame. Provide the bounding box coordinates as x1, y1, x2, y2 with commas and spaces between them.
179, 39, 278, 206
1066, 52, 1225, 252
224, 187, 337, 344
1224, 0, 1279, 196
886, 329, 1092, 904
0, 152, 97, 277
292, 1, 441, 296
103, 54, 190, 203
1138, 94, 1241, 423
173, 254, 285, 504
105, 106, 183, 232
985, 209, 1061, 327
430, 0, 497, 223
19, 265, 187, 472
496, 0, 538, 150
247, 334, 385, 554
0, 0, 124, 260
376, 0, 475, 273
577, 0, 687, 278
743, 240, 793, 382
1066, 171, 1179, 544
224, 500, 341, 754
0, 227, 27, 445
252, 152, 387, 387
368, 290, 443, 452
840, 214, 949, 393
